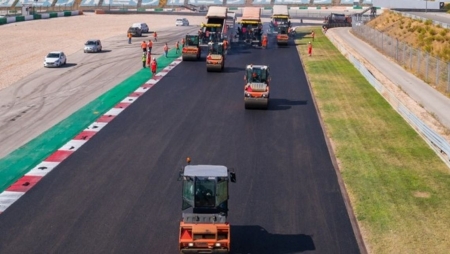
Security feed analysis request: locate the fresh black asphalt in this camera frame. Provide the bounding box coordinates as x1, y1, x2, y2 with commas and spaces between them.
0, 37, 360, 254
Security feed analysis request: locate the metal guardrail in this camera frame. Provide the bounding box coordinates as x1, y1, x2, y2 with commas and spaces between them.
328, 34, 450, 167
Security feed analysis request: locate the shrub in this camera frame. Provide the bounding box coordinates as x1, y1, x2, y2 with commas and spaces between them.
439, 30, 447, 36
424, 45, 432, 53
425, 19, 433, 25
429, 28, 437, 36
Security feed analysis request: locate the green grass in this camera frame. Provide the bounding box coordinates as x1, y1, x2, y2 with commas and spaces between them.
296, 27, 450, 253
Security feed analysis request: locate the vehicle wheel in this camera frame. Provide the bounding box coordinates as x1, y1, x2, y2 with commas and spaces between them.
64, 59, 66, 65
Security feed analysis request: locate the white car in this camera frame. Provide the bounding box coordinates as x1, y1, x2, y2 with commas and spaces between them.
176, 18, 189, 26
44, 51, 67, 68
131, 22, 149, 33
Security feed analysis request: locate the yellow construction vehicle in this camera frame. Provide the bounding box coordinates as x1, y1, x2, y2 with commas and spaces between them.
178, 158, 237, 254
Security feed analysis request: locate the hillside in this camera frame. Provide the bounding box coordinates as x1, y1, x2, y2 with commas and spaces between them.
367, 11, 450, 62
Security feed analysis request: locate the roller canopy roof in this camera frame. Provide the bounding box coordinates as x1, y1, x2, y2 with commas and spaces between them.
272, 5, 289, 17
184, 165, 228, 177
241, 7, 261, 20
206, 6, 228, 18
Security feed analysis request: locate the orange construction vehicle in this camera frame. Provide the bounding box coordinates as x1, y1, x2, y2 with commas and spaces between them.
178, 158, 236, 254
182, 34, 202, 61
244, 64, 271, 109
276, 25, 289, 45
206, 41, 225, 72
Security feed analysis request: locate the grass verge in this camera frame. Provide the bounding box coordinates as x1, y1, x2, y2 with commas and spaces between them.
296, 27, 450, 253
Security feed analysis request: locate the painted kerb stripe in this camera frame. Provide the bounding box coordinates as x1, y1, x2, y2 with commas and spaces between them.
0, 57, 183, 214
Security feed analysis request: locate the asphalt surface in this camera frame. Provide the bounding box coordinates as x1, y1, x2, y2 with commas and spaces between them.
0, 37, 360, 253
0, 25, 200, 158
328, 27, 450, 129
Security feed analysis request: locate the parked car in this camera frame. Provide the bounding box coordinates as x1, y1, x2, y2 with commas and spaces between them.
84, 39, 102, 53
44, 51, 66, 68
131, 23, 149, 33
176, 18, 189, 26
127, 27, 142, 37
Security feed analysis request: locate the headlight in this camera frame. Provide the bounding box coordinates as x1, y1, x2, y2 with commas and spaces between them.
245, 93, 251, 97
215, 243, 221, 247
188, 243, 194, 247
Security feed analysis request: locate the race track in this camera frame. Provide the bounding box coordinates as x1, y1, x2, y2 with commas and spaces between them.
0, 34, 360, 253
0, 25, 199, 158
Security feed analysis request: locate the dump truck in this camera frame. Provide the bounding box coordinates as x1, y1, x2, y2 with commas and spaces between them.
244, 64, 271, 109
239, 7, 262, 46
200, 6, 230, 45
271, 5, 290, 33
182, 34, 202, 61
323, 13, 352, 29
178, 158, 236, 254
276, 25, 289, 45
206, 41, 225, 72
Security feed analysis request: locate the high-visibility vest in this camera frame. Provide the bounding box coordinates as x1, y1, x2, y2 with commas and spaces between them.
151, 61, 157, 70
148, 41, 153, 47
141, 42, 147, 49
164, 45, 168, 51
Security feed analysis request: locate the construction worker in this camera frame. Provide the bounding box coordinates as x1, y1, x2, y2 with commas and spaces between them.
308, 42, 312, 57
175, 41, 180, 54
141, 41, 147, 52
148, 39, 153, 53
150, 57, 157, 76
181, 38, 185, 48
147, 51, 151, 66
142, 52, 146, 68
128, 32, 132, 44
311, 31, 315, 41
153, 31, 157, 42
163, 43, 169, 58
262, 34, 267, 49
223, 38, 228, 50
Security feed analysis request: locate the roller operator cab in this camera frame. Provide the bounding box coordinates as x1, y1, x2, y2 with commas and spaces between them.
206, 42, 225, 72
244, 64, 270, 109
178, 158, 236, 254
277, 25, 289, 45
182, 34, 202, 61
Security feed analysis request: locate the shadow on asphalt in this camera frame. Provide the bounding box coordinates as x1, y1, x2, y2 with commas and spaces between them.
58, 63, 77, 68
231, 225, 315, 253
93, 49, 112, 53
269, 98, 308, 111
223, 66, 244, 73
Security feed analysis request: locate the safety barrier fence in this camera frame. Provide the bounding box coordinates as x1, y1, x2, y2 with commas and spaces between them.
0, 10, 82, 25
352, 23, 450, 94
328, 33, 450, 167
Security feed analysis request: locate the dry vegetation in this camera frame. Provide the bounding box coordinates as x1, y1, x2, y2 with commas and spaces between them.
367, 11, 450, 61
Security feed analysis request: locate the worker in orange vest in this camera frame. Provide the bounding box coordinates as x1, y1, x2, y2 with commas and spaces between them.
262, 34, 268, 49
127, 32, 132, 44
153, 31, 157, 42
176, 41, 180, 54
308, 42, 313, 56
311, 30, 315, 41
147, 51, 151, 66
147, 39, 153, 53
181, 38, 185, 48
141, 41, 147, 52
150, 57, 157, 76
